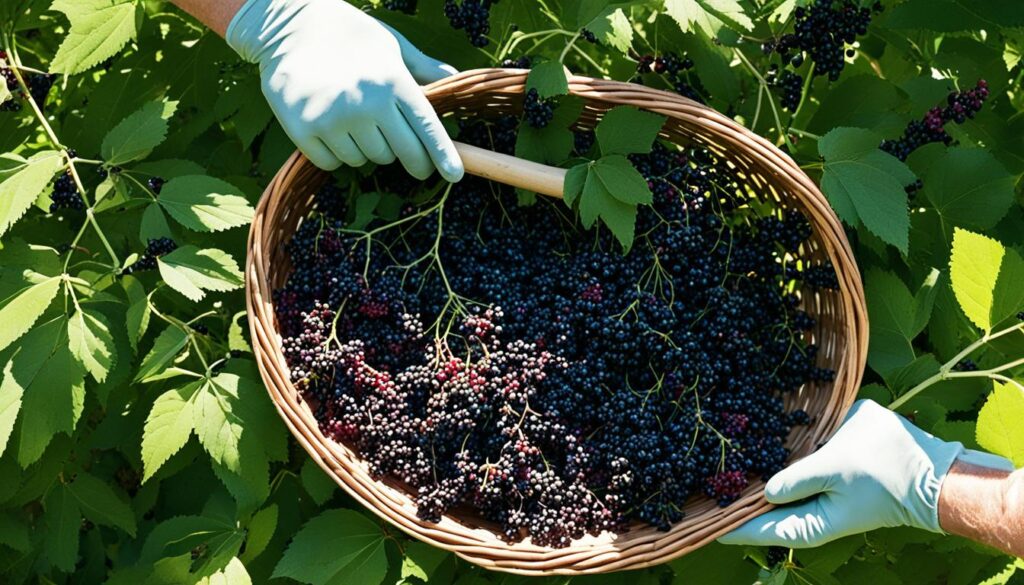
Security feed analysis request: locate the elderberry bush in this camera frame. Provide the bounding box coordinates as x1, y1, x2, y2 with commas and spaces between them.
274, 116, 834, 546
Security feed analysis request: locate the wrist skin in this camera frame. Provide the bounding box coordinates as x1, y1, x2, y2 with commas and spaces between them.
939, 459, 1024, 557
168, 0, 247, 37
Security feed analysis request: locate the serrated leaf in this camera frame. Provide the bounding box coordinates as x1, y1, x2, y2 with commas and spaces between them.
665, 0, 752, 37
923, 148, 1016, 231
68, 471, 136, 536
0, 274, 61, 354
194, 377, 244, 473
67, 308, 116, 383
515, 124, 574, 165
240, 505, 278, 564
578, 163, 639, 251
50, 0, 140, 75
886, 0, 1024, 32
526, 61, 569, 98
122, 275, 150, 352
949, 228, 1024, 332
135, 325, 189, 383
158, 246, 244, 302
819, 127, 915, 254
0, 319, 63, 458
583, 7, 633, 53
401, 541, 448, 582
17, 340, 85, 467
199, 557, 252, 585
591, 155, 653, 205
976, 382, 1024, 466
595, 106, 666, 156
142, 382, 200, 482
140, 203, 174, 244
43, 484, 80, 572
101, 101, 178, 165
272, 509, 387, 585
0, 512, 30, 552
140, 515, 236, 564
0, 151, 63, 237
865, 270, 918, 377
563, 163, 589, 208
158, 176, 254, 232
300, 457, 337, 506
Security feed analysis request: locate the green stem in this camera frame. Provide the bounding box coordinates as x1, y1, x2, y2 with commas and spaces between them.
788, 128, 822, 140
888, 322, 1024, 411
734, 48, 795, 152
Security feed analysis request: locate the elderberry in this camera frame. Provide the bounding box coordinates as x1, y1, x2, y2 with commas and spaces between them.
49, 171, 85, 212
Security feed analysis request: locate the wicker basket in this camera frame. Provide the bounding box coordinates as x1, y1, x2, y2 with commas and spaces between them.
245, 68, 868, 575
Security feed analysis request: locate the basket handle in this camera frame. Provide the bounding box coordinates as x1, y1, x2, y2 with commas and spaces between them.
454, 141, 566, 198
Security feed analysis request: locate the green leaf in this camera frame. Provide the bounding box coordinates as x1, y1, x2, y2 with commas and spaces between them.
886, 0, 1024, 32
949, 228, 1024, 333
0, 151, 62, 237
350, 192, 382, 231
50, 0, 140, 75
101, 101, 178, 166
912, 269, 941, 338
301, 457, 337, 506
0, 75, 9, 106
67, 307, 116, 383
576, 158, 642, 251
141, 385, 194, 485
562, 163, 589, 208
664, 0, 753, 37
272, 509, 387, 585
401, 541, 448, 582
141, 515, 237, 564
140, 203, 174, 244
976, 382, 1024, 466
43, 484, 80, 572
68, 471, 136, 536
525, 61, 569, 99
158, 247, 244, 302
0, 274, 61, 353
135, 325, 189, 383
17, 342, 85, 467
0, 512, 30, 552
194, 377, 245, 473
595, 106, 666, 156
591, 155, 653, 205
583, 7, 633, 53
0, 318, 63, 458
122, 274, 150, 352
922, 148, 1016, 231
515, 124, 574, 165
158, 176, 254, 232
199, 557, 252, 585
865, 270, 918, 377
808, 76, 906, 136
819, 127, 915, 254
240, 505, 278, 564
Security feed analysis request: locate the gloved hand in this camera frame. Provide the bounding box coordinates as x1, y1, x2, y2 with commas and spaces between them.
719, 399, 1016, 547
227, 0, 464, 181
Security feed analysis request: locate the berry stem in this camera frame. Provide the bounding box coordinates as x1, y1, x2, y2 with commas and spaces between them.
734, 47, 796, 152
3, 35, 120, 268
889, 321, 1024, 411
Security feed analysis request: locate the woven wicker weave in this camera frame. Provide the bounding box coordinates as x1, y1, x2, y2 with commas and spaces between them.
245, 68, 869, 575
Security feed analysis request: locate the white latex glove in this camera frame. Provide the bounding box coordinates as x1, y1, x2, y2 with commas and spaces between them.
719, 399, 1015, 547
227, 0, 464, 181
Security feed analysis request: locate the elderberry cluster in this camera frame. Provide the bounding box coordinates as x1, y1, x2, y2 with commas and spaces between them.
123, 237, 178, 274
49, 171, 85, 212
274, 115, 834, 545
762, 1, 879, 82
880, 80, 990, 161
0, 51, 54, 111
444, 0, 499, 47
522, 88, 554, 128
635, 52, 699, 101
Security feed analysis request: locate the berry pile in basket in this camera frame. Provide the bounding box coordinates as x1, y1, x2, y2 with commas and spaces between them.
273, 116, 837, 547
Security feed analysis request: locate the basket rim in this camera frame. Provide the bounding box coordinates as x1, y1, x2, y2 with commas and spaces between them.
244, 67, 869, 575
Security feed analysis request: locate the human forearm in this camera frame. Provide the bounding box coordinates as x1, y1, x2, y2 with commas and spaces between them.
939, 460, 1024, 557
168, 0, 246, 37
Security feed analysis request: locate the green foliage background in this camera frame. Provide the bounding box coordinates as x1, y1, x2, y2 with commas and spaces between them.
0, 0, 1022, 583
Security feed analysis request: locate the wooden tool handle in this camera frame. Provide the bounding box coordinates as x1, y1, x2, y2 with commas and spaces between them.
454, 141, 566, 198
